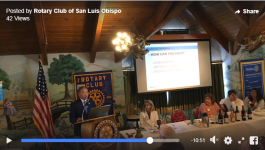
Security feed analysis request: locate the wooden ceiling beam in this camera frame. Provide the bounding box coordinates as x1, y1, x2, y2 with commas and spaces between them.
115, 1, 192, 62
32, 1, 48, 65
140, 1, 192, 39
187, 2, 229, 52
90, 1, 107, 63
257, 11, 265, 22
223, 1, 248, 27
232, 1, 265, 55
140, 1, 173, 38
249, 2, 265, 27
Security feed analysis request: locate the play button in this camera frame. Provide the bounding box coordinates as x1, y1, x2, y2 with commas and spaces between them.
6, 137, 12, 144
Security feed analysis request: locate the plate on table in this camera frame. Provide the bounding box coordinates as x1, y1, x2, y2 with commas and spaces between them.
139, 127, 147, 131
252, 111, 265, 116
150, 129, 159, 133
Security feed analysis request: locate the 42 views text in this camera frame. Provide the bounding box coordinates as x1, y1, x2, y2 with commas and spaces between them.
6, 16, 30, 21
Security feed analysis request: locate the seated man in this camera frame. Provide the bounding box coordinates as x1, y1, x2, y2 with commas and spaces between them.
220, 90, 244, 112
239, 140, 264, 150
155, 125, 185, 150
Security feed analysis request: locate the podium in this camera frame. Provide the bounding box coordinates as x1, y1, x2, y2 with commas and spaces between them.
75, 115, 119, 150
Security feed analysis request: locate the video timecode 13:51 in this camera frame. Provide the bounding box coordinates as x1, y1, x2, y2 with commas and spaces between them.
191, 138, 206, 143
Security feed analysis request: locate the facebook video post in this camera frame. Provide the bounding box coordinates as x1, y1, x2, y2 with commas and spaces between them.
0, 1, 265, 150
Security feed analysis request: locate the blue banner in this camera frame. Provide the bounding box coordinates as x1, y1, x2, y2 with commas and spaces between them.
240, 59, 265, 99
73, 70, 114, 115
0, 82, 3, 101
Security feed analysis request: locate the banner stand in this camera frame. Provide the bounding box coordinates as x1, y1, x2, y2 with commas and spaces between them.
73, 70, 115, 116
240, 58, 265, 99
0, 80, 3, 101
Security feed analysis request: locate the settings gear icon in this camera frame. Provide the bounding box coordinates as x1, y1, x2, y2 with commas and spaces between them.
224, 136, 232, 145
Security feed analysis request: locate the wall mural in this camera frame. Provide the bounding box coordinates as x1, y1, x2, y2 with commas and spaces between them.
0, 52, 125, 149
224, 45, 265, 99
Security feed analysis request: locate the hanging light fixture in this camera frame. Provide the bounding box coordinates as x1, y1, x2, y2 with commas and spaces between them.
112, 32, 150, 59
239, 31, 265, 53
112, 32, 133, 53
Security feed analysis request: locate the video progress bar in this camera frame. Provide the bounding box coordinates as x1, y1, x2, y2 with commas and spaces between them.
21, 138, 180, 144
21, 139, 146, 143
153, 139, 180, 142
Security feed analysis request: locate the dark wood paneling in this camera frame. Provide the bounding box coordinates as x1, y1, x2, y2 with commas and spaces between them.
187, 2, 229, 52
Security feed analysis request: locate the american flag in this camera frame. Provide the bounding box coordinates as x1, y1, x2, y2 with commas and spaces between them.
33, 60, 55, 141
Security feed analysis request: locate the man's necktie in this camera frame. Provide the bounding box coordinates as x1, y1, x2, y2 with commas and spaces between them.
85, 100, 88, 114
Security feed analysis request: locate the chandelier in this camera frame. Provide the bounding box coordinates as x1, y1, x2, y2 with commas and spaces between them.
112, 32, 149, 59
239, 31, 265, 53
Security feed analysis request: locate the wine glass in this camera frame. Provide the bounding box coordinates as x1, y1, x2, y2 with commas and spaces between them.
157, 120, 161, 129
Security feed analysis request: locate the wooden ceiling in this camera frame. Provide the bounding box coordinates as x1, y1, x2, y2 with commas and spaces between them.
0, 1, 265, 64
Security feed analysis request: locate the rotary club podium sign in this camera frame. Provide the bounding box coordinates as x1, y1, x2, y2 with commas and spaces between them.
73, 70, 118, 150
73, 70, 114, 115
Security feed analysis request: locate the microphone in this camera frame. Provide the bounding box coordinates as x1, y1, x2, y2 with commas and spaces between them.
105, 100, 116, 104
105, 100, 121, 116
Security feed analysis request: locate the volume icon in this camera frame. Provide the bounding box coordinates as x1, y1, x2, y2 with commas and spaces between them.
210, 135, 218, 144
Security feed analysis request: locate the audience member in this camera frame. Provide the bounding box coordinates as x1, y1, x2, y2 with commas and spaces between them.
86, 144, 103, 150
140, 100, 158, 128
154, 125, 185, 150
220, 90, 244, 112
239, 140, 264, 150
244, 88, 264, 111
198, 93, 220, 118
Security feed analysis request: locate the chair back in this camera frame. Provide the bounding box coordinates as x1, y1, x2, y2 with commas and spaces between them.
171, 109, 186, 122
194, 107, 200, 119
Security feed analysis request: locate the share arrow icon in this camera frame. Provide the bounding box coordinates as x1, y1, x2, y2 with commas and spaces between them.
6, 137, 12, 144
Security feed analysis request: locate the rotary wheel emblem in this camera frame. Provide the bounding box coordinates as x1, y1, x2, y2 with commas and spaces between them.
255, 65, 259, 72
94, 120, 118, 148
88, 89, 105, 107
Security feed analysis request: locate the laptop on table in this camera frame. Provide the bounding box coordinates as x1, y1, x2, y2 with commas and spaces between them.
88, 105, 111, 120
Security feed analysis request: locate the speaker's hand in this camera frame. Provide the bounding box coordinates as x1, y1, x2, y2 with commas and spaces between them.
77, 117, 82, 122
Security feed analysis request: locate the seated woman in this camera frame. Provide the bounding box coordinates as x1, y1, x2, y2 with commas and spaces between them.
244, 88, 264, 111
139, 100, 159, 128
3, 98, 17, 115
198, 93, 220, 118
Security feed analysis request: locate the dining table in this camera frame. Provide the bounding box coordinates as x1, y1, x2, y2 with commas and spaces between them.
117, 115, 265, 150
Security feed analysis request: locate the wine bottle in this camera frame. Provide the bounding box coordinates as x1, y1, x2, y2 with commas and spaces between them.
218, 109, 223, 124
235, 106, 240, 121
248, 105, 252, 120
224, 111, 229, 123
241, 106, 246, 121
230, 111, 235, 122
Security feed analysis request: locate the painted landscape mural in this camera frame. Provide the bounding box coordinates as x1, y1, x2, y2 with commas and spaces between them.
0, 52, 125, 149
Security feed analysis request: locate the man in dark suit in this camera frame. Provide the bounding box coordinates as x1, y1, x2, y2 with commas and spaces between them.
69, 86, 96, 149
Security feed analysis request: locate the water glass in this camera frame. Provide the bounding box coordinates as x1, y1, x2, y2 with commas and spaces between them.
212, 113, 218, 122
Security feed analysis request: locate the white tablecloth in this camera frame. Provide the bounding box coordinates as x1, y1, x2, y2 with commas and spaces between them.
117, 116, 265, 150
